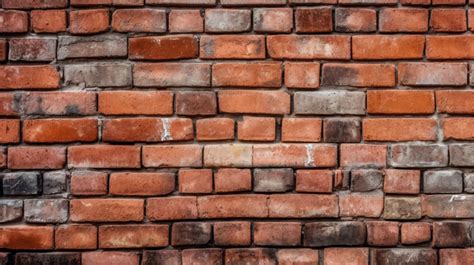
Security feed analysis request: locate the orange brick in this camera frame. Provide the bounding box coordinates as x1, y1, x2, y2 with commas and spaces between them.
82, 252, 139, 265
179, 169, 213, 194
196, 118, 234, 141
99, 225, 169, 248
253, 144, 337, 168
0, 66, 60, 90
367, 90, 434, 114
426, 36, 474, 59
367, 221, 399, 247
0, 94, 17, 116
169, 9, 203, 33
322, 63, 396, 87
214, 222, 251, 246
110, 172, 175, 196
0, 226, 54, 250
443, 118, 474, 140
68, 145, 141, 169
142, 145, 202, 168
282, 118, 321, 142
0, 119, 19, 143
383, 169, 420, 194
69, 9, 109, 34
284, 62, 320, 89
437, 90, 474, 114
70, 199, 144, 222
8, 146, 65, 169
112, 9, 166, 33
269, 194, 338, 218
339, 192, 384, 218
352, 35, 424, 60
71, 171, 108, 196
296, 170, 333, 193
55, 225, 97, 250
198, 195, 268, 219
379, 8, 428, 32
0, 11, 28, 33
23, 119, 97, 143
340, 144, 387, 167
31, 10, 67, 33
200, 35, 265, 59
401, 222, 431, 245
214, 168, 252, 193
238, 117, 276, 142
324, 248, 369, 265
99, 91, 173, 115
219, 90, 290, 115
212, 62, 281, 87
268, 35, 350, 59
129, 35, 198, 60
147, 196, 198, 221
363, 118, 437, 142
335, 8, 376, 32
254, 222, 302, 246
430, 9, 467, 32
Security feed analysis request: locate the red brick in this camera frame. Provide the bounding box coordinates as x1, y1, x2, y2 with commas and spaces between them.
284, 62, 320, 89
443, 118, 474, 140
437, 90, 474, 114
0, 148, 6, 168
398, 62, 467, 86
31, 10, 67, 33
367, 221, 399, 246
339, 0, 397, 3
433, 0, 466, 4
277, 249, 319, 265
176, 91, 216, 116
253, 144, 337, 168
70, 199, 144, 222
363, 118, 437, 142
339, 192, 384, 218
0, 66, 60, 90
322, 63, 396, 87
282, 118, 322, 142
71, 171, 108, 196
384, 169, 420, 194
55, 225, 98, 250
214, 168, 252, 193
254, 8, 293, 33
69, 9, 109, 35
379, 8, 429, 32
112, 9, 165, 33
267, 35, 350, 59
99, 225, 168, 248
431, 9, 467, 32
269, 194, 338, 218
3, 0, 67, 8
0, 11, 28, 33
238, 117, 275, 142
295, 7, 332, 33
133, 63, 210, 87
296, 170, 333, 193
143, 145, 202, 168
225, 248, 278, 264
400, 0, 430, 4
222, 0, 285, 5
200, 35, 265, 59
82, 252, 139, 265
110, 172, 175, 196
0, 40, 5, 62
147, 196, 198, 221
196, 118, 234, 141
169, 10, 203, 33
102, 118, 193, 142
114, 0, 144, 5
401, 222, 431, 245
23, 119, 97, 143
71, 0, 113, 5
352, 35, 424, 60
214, 222, 251, 246
129, 35, 198, 60
367, 90, 435, 114
426, 36, 474, 59
212, 62, 281, 87
440, 249, 474, 265
179, 169, 213, 194
0, 226, 54, 250
219, 90, 290, 115
0, 120, 19, 143
0, 94, 18, 116
340, 144, 387, 167
198, 195, 268, 218
68, 145, 141, 168
324, 248, 369, 265
8, 146, 65, 169
335, 8, 376, 32
254, 222, 302, 246
99, 91, 172, 115
8, 38, 56, 62
22, 91, 96, 116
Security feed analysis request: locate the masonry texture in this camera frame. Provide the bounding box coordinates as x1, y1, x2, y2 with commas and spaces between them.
0, 0, 473, 265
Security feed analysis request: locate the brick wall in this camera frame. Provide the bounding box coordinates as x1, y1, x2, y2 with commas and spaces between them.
0, 0, 473, 264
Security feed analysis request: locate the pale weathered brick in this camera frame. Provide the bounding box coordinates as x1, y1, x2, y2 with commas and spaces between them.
294, 91, 366, 115
389, 144, 448, 168
58, 35, 127, 60
64, 64, 132, 88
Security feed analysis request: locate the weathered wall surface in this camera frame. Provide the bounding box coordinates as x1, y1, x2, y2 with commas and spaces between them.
0, 0, 474, 264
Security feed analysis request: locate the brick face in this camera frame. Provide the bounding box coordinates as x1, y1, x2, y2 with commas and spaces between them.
0, 1, 471, 264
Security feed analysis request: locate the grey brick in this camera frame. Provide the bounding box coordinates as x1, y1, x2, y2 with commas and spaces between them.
43, 171, 68, 195
171, 222, 212, 246
389, 144, 448, 168
433, 222, 470, 247
465, 173, 474, 193
2, 172, 40, 195
351, 169, 383, 192
294, 91, 365, 115
15, 253, 80, 265
9, 37, 56, 62
24, 199, 68, 224
0, 200, 23, 223
323, 118, 361, 143
205, 9, 251, 33
423, 170, 463, 194
384, 197, 421, 220
58, 35, 127, 60
371, 249, 437, 265
450, 144, 474, 166
304, 221, 366, 247
253, 168, 294, 193
64, 63, 132, 88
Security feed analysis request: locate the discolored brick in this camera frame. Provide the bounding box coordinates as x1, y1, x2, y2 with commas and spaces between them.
323, 118, 361, 143
214, 222, 251, 246
336, 8, 376, 32
176, 91, 217, 116
296, 7, 333, 33
304, 222, 366, 247
254, 168, 294, 193
171, 222, 211, 246
384, 197, 422, 220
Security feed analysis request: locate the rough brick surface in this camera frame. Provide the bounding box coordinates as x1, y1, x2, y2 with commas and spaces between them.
0, 1, 471, 264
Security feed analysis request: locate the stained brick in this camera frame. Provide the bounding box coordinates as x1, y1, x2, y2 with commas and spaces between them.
99, 225, 169, 248
322, 63, 396, 87
58, 35, 127, 60
398, 62, 468, 86
294, 91, 366, 115
304, 222, 366, 247
70, 199, 144, 222
254, 8, 293, 33
68, 145, 141, 168
0, 11, 28, 33
336, 8, 376, 32
269, 194, 338, 218
64, 64, 131, 88
112, 9, 166, 33
295, 7, 333, 33
9, 38, 56, 62
389, 144, 448, 168
134, 63, 211, 87
205, 9, 251, 32
214, 222, 251, 246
